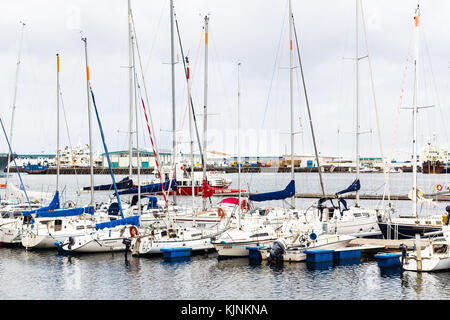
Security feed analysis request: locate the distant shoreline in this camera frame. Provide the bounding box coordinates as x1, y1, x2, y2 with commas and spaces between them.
3, 165, 426, 174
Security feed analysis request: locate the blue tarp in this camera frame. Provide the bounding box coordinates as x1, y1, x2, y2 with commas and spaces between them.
336, 179, 361, 196
118, 180, 177, 195
22, 191, 60, 217
33, 206, 94, 218
249, 180, 295, 202
95, 215, 140, 230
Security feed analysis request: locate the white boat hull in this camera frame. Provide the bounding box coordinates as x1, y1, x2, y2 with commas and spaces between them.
261, 235, 354, 262
403, 256, 450, 272
213, 238, 277, 257
62, 236, 127, 253
132, 236, 214, 256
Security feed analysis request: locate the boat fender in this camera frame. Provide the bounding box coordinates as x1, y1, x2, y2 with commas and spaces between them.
240, 200, 249, 211
130, 226, 139, 237
218, 208, 225, 220
444, 206, 450, 225
399, 244, 407, 265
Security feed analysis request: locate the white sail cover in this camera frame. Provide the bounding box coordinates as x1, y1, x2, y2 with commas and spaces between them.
5, 182, 53, 204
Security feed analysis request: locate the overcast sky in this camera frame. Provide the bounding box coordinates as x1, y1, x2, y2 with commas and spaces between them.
1, 0, 449, 161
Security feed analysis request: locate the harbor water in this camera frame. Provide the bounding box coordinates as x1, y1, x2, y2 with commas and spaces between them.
1, 171, 450, 300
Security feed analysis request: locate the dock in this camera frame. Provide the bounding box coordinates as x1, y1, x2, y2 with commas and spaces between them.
348, 238, 431, 250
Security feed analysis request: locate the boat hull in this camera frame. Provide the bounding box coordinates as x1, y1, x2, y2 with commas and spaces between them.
403, 256, 450, 272
378, 222, 442, 240
213, 238, 277, 257
422, 160, 444, 174
132, 237, 214, 256
260, 235, 354, 262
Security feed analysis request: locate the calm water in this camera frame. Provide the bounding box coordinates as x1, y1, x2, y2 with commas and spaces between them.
1, 171, 450, 300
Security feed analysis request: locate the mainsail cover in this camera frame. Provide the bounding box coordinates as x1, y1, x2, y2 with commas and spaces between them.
336, 179, 360, 196
118, 180, 177, 195
23, 206, 94, 218
95, 215, 139, 230
82, 176, 133, 192
249, 180, 295, 202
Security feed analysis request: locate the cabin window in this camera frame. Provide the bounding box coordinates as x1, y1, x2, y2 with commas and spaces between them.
54, 220, 63, 232
250, 232, 269, 238
433, 244, 448, 254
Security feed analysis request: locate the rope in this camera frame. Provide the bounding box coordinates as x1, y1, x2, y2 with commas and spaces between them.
383, 24, 415, 209
136, 81, 169, 209
360, 1, 388, 201
249, 0, 289, 188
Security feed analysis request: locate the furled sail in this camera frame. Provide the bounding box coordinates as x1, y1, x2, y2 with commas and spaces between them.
118, 180, 177, 195
95, 215, 139, 230
335, 179, 360, 196
23, 205, 94, 218
82, 176, 133, 192
6, 182, 54, 204
249, 180, 295, 202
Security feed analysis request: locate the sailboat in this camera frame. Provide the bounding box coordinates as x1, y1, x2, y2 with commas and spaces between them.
21, 53, 109, 250
402, 219, 450, 272
59, 33, 141, 254
377, 5, 445, 240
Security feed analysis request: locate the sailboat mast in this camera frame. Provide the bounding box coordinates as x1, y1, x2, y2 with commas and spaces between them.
6, 21, 25, 190
292, 15, 325, 197
170, 0, 177, 205
82, 37, 95, 206
202, 14, 209, 211
131, 30, 141, 216
289, 0, 295, 209
128, 0, 134, 178
237, 62, 242, 222
186, 57, 195, 210
56, 53, 60, 192
412, 4, 420, 217
355, 0, 361, 207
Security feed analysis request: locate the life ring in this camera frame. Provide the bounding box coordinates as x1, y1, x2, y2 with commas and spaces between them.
435, 184, 443, 192
129, 226, 139, 237
218, 208, 225, 220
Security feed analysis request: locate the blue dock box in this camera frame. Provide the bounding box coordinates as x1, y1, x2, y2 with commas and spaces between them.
333, 248, 361, 264
304, 249, 335, 263
160, 247, 192, 259
374, 252, 402, 268
246, 246, 265, 260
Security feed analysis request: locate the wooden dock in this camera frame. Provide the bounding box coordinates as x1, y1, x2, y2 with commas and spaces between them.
348, 238, 431, 250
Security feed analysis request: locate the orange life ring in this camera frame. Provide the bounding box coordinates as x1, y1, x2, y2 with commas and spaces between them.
436, 184, 443, 192
129, 226, 139, 237
218, 208, 225, 220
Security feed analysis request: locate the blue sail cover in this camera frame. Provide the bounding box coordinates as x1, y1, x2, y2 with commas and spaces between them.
118, 180, 177, 196
249, 180, 295, 202
24, 206, 95, 218
336, 179, 361, 196
22, 191, 61, 216
95, 215, 140, 230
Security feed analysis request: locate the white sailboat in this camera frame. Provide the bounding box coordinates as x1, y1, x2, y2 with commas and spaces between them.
402, 224, 450, 272
261, 233, 355, 263
377, 4, 444, 240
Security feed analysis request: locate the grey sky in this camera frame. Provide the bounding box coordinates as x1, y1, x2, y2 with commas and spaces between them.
1, 0, 449, 162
